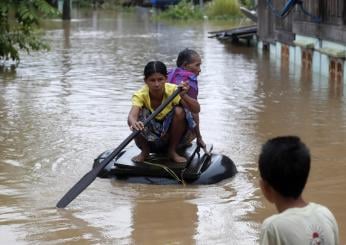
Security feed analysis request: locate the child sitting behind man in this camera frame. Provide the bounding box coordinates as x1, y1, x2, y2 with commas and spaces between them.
168, 48, 206, 151
258, 136, 339, 245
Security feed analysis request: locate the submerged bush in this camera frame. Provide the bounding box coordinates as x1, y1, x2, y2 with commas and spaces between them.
0, 0, 59, 63
239, 0, 256, 9
156, 0, 204, 20
156, 0, 243, 21
206, 0, 241, 19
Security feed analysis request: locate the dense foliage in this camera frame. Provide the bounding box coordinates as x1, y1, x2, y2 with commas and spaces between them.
206, 0, 241, 19
156, 0, 247, 20
239, 0, 255, 9
156, 0, 204, 20
0, 0, 58, 63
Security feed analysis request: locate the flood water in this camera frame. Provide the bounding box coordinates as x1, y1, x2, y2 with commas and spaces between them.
0, 8, 345, 244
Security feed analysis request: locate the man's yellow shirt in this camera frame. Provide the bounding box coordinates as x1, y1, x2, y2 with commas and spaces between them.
132, 83, 181, 121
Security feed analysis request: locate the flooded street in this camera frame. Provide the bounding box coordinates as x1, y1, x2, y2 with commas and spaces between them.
1, 8, 345, 244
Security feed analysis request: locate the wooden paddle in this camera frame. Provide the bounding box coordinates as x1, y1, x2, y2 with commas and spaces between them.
56, 87, 182, 208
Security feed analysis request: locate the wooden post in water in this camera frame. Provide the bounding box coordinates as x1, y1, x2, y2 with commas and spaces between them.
63, 0, 71, 20
344, 0, 346, 24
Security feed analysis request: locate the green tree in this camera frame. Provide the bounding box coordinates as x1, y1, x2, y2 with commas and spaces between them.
0, 0, 59, 64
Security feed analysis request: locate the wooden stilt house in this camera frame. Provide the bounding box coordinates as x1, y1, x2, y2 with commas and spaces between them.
257, 0, 346, 82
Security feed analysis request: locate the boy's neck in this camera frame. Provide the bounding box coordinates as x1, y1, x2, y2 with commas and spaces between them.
275, 196, 308, 213
150, 92, 163, 101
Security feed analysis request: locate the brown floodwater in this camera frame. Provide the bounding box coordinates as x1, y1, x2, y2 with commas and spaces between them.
0, 8, 345, 244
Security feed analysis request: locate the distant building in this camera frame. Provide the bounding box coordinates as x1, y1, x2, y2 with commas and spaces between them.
257, 0, 346, 82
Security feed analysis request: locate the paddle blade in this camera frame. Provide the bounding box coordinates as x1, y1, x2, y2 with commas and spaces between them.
56, 170, 97, 208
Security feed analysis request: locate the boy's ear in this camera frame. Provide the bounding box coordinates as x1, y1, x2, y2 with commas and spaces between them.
260, 179, 275, 203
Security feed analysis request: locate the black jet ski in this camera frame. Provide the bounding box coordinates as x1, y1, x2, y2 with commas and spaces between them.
56, 89, 237, 208
93, 142, 237, 185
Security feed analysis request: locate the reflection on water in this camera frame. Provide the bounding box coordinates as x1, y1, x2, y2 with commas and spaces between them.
0, 7, 345, 244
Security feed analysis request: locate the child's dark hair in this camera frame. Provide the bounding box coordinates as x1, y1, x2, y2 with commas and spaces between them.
144, 61, 167, 79
258, 136, 311, 199
176, 48, 199, 67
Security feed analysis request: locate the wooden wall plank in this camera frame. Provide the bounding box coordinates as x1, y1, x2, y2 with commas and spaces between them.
257, 0, 346, 44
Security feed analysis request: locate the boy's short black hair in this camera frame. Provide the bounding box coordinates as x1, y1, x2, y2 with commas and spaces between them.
258, 136, 311, 199
144, 61, 167, 79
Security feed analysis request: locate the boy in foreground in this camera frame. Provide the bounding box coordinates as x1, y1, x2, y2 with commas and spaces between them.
258, 136, 339, 245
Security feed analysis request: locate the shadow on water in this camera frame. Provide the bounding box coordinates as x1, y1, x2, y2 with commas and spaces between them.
0, 66, 17, 81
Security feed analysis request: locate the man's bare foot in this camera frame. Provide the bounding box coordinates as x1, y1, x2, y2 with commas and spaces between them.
131, 151, 149, 163
168, 151, 187, 164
